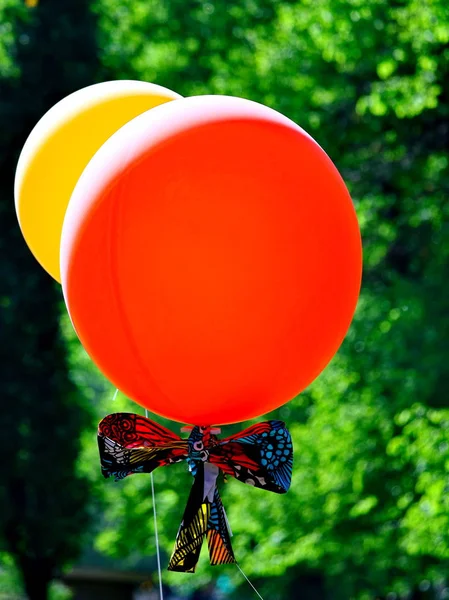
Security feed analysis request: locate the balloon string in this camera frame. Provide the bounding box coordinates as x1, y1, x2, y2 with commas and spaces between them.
112, 388, 119, 401
236, 563, 265, 600
146, 409, 164, 600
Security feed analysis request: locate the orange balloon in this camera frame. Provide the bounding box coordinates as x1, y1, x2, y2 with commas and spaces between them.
61, 96, 362, 425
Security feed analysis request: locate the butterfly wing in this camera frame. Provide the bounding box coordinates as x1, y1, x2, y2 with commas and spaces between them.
207, 487, 235, 566
209, 421, 293, 493
168, 461, 235, 572
168, 462, 210, 573
98, 413, 188, 480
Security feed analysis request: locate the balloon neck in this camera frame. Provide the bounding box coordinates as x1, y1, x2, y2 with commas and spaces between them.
181, 425, 221, 435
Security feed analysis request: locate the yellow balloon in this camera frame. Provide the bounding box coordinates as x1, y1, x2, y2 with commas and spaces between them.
15, 80, 181, 282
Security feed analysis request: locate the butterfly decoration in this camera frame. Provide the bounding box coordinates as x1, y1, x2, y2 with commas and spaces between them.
98, 413, 293, 572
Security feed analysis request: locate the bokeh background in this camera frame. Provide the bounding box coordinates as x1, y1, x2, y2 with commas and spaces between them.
1, 0, 448, 599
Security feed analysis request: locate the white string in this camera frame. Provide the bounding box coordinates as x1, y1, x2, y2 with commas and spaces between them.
236, 563, 265, 600
145, 409, 164, 600
112, 388, 119, 401
150, 472, 164, 600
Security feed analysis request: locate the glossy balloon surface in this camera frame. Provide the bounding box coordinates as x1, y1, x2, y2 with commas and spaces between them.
61, 95, 362, 424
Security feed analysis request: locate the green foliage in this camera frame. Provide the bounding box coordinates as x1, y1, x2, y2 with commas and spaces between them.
0, 555, 72, 600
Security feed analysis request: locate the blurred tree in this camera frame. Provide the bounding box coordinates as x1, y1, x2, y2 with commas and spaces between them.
89, 0, 449, 598
0, 1, 99, 599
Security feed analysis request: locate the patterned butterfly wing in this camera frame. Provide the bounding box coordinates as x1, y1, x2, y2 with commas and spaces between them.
168, 463, 211, 573
98, 413, 188, 481
207, 487, 235, 566
209, 421, 293, 493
